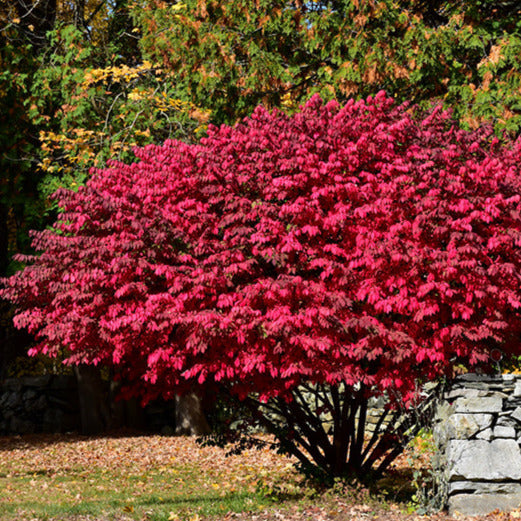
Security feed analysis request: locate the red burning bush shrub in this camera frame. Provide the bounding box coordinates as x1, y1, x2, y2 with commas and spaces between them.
4, 92, 521, 477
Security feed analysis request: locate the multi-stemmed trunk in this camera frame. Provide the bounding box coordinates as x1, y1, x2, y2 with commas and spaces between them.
243, 382, 440, 481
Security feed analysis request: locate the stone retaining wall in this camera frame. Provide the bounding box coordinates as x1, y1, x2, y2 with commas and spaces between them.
0, 375, 80, 434
0, 375, 176, 435
434, 373, 521, 516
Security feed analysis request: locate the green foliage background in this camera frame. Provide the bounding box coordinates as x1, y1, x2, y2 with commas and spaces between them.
133, 0, 521, 129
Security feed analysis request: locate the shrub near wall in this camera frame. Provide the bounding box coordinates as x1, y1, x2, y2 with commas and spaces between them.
5, 93, 521, 479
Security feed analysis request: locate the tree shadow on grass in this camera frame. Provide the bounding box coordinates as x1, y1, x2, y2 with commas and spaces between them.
0, 429, 151, 451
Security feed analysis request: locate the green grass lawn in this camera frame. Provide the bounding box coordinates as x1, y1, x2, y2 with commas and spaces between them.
0, 434, 312, 521
1, 468, 283, 520
0, 432, 443, 521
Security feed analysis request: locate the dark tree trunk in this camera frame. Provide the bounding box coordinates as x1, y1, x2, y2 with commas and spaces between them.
74, 365, 111, 435
175, 392, 211, 436
72, 0, 85, 30
242, 382, 442, 481
109, 378, 144, 430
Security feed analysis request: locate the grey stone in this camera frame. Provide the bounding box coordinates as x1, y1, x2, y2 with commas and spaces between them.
34, 395, 48, 411
19, 375, 52, 388
497, 417, 518, 429
449, 493, 521, 517
456, 374, 501, 383
5, 392, 21, 409
454, 396, 503, 413
2, 379, 22, 392
435, 401, 454, 423
446, 413, 493, 439
494, 426, 516, 438
446, 388, 480, 400
502, 374, 516, 382
476, 428, 493, 440
450, 482, 521, 494
23, 389, 37, 401
369, 395, 386, 408
448, 439, 521, 481
512, 407, 521, 423
505, 398, 521, 408
514, 382, 521, 397
433, 423, 449, 449
462, 384, 508, 392
447, 388, 509, 400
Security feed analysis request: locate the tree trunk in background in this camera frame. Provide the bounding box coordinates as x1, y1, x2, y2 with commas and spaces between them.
109, 379, 144, 430
72, 0, 85, 31
74, 365, 111, 435
175, 392, 210, 436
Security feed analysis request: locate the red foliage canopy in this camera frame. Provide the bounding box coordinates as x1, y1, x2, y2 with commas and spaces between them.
4, 92, 521, 404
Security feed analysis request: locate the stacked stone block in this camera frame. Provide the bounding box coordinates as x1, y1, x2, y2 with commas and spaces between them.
0, 375, 80, 434
435, 374, 521, 516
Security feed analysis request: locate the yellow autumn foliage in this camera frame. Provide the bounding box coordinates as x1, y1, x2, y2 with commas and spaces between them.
37, 62, 211, 180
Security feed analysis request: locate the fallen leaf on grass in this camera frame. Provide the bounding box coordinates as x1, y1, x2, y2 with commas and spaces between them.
0, 433, 518, 521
